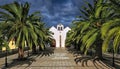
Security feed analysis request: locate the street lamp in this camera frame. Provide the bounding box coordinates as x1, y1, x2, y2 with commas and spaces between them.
5, 46, 8, 67
112, 49, 115, 67
27, 47, 29, 57
4, 36, 8, 67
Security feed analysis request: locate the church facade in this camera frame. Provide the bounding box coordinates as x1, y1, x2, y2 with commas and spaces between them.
49, 24, 71, 48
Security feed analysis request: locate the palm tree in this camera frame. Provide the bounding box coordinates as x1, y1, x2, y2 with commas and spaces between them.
68, 0, 114, 59
66, 21, 84, 50
0, 2, 46, 60
101, 0, 120, 53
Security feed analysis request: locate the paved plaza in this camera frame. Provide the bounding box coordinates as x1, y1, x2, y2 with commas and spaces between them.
0, 48, 116, 69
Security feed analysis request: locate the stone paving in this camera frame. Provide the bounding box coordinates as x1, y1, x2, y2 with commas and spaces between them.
0, 48, 116, 69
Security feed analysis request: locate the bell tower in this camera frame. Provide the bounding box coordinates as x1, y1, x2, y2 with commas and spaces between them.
49, 23, 71, 48
57, 24, 64, 47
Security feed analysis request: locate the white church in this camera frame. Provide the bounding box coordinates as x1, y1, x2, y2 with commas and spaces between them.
49, 24, 71, 48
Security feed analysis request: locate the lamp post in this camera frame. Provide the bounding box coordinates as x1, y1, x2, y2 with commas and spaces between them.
4, 36, 8, 67
5, 46, 8, 67
27, 47, 29, 57
112, 49, 115, 67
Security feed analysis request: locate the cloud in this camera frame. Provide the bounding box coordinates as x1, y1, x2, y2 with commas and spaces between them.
0, 0, 14, 5
40, 0, 81, 27
0, 0, 89, 27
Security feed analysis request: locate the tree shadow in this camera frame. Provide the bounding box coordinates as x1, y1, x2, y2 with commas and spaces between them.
1, 57, 36, 69
28, 47, 55, 58
74, 54, 119, 69
39, 47, 54, 57
67, 47, 76, 54
66, 46, 83, 57
102, 54, 120, 69
67, 47, 116, 68
74, 55, 92, 65
67, 46, 120, 68
92, 57, 114, 69
1, 47, 55, 69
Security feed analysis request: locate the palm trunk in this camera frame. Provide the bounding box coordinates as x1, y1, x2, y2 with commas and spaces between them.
39, 46, 42, 51
95, 40, 103, 60
32, 45, 37, 54
74, 43, 77, 49
18, 46, 24, 60
96, 44, 103, 59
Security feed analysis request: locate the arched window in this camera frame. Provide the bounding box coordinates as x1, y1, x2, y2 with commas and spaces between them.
58, 27, 60, 31
57, 24, 64, 31
61, 27, 63, 31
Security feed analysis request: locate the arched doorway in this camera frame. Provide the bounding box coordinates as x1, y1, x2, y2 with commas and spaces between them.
59, 35, 61, 47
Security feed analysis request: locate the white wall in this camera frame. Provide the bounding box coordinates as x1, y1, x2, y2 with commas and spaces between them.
49, 25, 71, 48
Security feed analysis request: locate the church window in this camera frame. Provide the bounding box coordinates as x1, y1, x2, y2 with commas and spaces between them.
58, 27, 60, 31
60, 27, 62, 30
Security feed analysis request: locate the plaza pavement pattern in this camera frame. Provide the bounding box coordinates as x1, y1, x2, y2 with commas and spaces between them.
0, 48, 115, 69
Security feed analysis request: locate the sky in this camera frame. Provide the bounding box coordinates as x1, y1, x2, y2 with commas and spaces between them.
0, 0, 92, 27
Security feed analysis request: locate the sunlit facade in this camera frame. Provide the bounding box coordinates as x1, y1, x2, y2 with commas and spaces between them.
49, 24, 71, 48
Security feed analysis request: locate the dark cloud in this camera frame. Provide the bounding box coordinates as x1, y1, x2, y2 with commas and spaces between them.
0, 0, 91, 27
